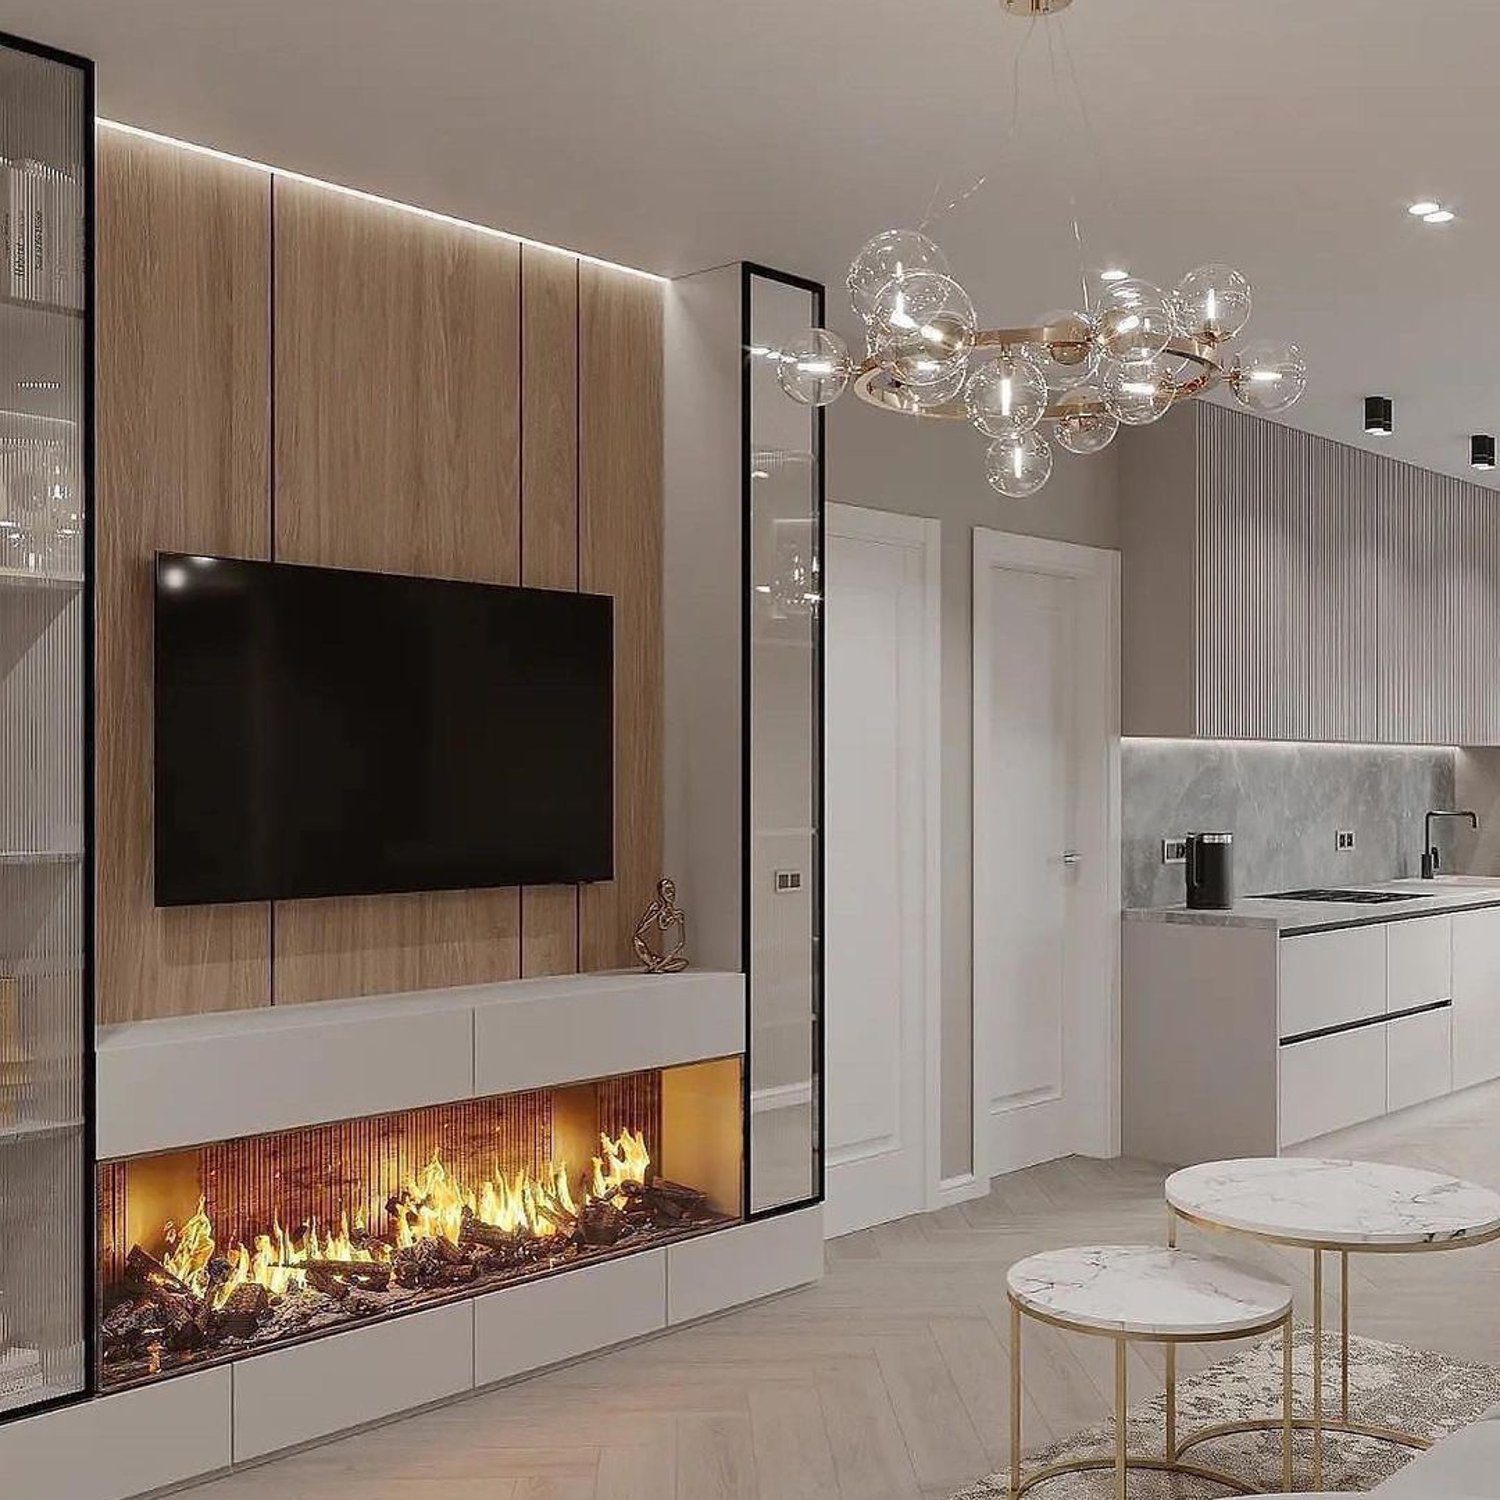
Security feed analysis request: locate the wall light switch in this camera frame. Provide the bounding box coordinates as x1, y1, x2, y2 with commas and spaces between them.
1161, 838, 1187, 865
774, 870, 803, 893
1336, 829, 1357, 852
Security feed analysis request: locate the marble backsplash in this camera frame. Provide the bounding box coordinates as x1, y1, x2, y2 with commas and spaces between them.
1122, 739, 1457, 909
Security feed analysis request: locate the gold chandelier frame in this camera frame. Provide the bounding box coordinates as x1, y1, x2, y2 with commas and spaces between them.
852, 324, 1230, 422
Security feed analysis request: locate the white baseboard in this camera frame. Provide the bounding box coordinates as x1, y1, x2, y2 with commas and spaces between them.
931, 1171, 990, 1210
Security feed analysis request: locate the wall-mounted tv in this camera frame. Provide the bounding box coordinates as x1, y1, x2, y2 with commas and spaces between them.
154, 553, 614, 906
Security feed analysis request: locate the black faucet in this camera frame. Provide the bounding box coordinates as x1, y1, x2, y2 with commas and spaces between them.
1423, 809, 1479, 878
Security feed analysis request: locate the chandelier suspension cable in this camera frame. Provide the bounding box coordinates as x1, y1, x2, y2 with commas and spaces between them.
1040, 12, 1096, 314
1057, 10, 1121, 238
919, 14, 1037, 231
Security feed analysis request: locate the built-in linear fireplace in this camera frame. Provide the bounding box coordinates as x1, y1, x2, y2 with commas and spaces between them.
96, 1058, 742, 1391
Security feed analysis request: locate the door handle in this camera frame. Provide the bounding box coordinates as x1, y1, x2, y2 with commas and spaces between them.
1061, 850, 1081, 865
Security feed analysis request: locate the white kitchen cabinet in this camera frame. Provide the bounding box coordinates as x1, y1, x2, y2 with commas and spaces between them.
1278, 926, 1385, 1038
1386, 1007, 1453, 1114
1278, 1025, 1388, 1147
1386, 915, 1452, 1012
1452, 906, 1500, 1091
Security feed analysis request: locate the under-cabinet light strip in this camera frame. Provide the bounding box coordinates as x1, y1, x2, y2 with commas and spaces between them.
1124, 736, 1462, 752
97, 118, 668, 284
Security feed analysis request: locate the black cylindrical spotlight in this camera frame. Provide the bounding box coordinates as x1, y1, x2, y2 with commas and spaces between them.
1473, 434, 1496, 470
1365, 395, 1393, 435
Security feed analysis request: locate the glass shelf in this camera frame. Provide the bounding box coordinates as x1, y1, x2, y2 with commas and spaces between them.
0, 568, 84, 593
0, 1117, 82, 1145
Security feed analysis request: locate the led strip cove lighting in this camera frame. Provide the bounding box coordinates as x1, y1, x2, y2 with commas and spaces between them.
98, 119, 668, 284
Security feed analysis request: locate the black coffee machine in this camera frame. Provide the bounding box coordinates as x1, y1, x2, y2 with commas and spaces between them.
1185, 832, 1234, 909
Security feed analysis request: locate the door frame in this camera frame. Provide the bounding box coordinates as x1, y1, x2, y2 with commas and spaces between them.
971, 528, 1121, 1183
824, 503, 944, 1228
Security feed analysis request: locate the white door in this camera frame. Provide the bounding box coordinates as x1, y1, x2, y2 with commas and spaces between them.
973, 530, 1119, 1178
823, 504, 941, 1236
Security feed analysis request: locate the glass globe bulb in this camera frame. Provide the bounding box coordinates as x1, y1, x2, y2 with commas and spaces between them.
776, 328, 852, 407
1172, 264, 1253, 343
885, 362, 967, 413
1101, 355, 1176, 425
1029, 309, 1099, 391
1231, 340, 1307, 414
1050, 387, 1120, 455
964, 352, 1049, 437
869, 271, 976, 386
847, 229, 951, 322
1093, 277, 1174, 362
985, 431, 1053, 498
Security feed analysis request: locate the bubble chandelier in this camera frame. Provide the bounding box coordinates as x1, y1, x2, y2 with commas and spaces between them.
774, 0, 1306, 497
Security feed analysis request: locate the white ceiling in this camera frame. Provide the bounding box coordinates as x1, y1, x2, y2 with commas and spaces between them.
11, 0, 1500, 484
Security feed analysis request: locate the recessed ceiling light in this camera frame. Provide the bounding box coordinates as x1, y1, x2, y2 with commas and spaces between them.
1407, 200, 1441, 217
1423, 209, 1456, 224
1365, 395, 1394, 435
1100, 267, 1129, 282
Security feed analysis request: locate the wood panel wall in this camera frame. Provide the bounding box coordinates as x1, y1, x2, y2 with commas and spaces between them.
96, 132, 272, 1022
96, 136, 664, 1023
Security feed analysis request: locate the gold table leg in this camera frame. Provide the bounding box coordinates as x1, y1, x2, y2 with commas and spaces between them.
1165, 1344, 1177, 1462
1283, 1312, 1294, 1495
1341, 1249, 1351, 1424
1114, 1339, 1127, 1500
1312, 1247, 1324, 1489
1010, 1300, 1022, 1500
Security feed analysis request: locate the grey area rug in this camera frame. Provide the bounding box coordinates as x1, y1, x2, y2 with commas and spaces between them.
953, 1324, 1500, 1498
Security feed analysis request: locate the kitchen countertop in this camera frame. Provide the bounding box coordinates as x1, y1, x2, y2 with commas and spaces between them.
1123, 876, 1500, 936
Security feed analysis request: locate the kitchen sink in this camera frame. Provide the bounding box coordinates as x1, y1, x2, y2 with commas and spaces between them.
1260, 887, 1436, 904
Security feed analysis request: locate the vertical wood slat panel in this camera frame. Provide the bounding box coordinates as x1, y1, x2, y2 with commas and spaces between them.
95, 132, 272, 1022
1196, 403, 1500, 746
270, 180, 522, 1003
579, 268, 664, 970
519, 245, 581, 977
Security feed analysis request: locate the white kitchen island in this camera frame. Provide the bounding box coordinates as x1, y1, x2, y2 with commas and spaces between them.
1122, 877, 1500, 1165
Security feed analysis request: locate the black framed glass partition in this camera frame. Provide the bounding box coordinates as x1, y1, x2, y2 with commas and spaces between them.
743, 266, 824, 1216
0, 29, 94, 1420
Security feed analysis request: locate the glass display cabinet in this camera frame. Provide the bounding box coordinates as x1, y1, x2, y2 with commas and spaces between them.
0, 30, 94, 1420
744, 268, 824, 1216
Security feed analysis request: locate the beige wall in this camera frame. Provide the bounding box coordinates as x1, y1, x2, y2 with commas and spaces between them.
826, 394, 1122, 1181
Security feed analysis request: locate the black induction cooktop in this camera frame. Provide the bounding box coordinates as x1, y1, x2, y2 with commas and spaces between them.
1261, 888, 1435, 904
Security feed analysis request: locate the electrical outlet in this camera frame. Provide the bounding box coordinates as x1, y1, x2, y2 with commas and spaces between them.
1336, 829, 1357, 853
1162, 838, 1187, 865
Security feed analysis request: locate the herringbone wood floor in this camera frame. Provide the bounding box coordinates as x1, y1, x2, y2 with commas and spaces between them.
186, 1082, 1500, 1500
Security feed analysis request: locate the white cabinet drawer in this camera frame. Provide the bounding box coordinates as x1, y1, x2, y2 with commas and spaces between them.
1386, 1006, 1453, 1114
1452, 907, 1500, 1091
1386, 915, 1452, 1011
1278, 1024, 1387, 1147
1278, 926, 1385, 1039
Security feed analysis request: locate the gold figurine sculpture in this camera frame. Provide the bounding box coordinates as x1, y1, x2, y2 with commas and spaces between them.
633, 878, 688, 974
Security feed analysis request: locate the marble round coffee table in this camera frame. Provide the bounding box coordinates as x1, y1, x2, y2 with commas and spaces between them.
1006, 1245, 1294, 1500
1165, 1158, 1500, 1488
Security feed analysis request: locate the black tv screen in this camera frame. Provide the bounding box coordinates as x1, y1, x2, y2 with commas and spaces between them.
154, 553, 614, 906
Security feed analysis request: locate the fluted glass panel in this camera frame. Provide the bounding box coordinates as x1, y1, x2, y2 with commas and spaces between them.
0, 37, 89, 1414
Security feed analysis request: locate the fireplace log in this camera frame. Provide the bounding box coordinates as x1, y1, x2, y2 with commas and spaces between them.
124, 1245, 195, 1301
578, 1200, 629, 1247
306, 1268, 351, 1303
458, 1208, 523, 1251
286, 1260, 393, 1290
216, 1282, 270, 1339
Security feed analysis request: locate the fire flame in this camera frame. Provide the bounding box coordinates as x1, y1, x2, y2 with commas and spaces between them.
160, 1129, 650, 1309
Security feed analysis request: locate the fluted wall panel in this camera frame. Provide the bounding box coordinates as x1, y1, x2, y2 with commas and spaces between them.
1192, 404, 1500, 745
